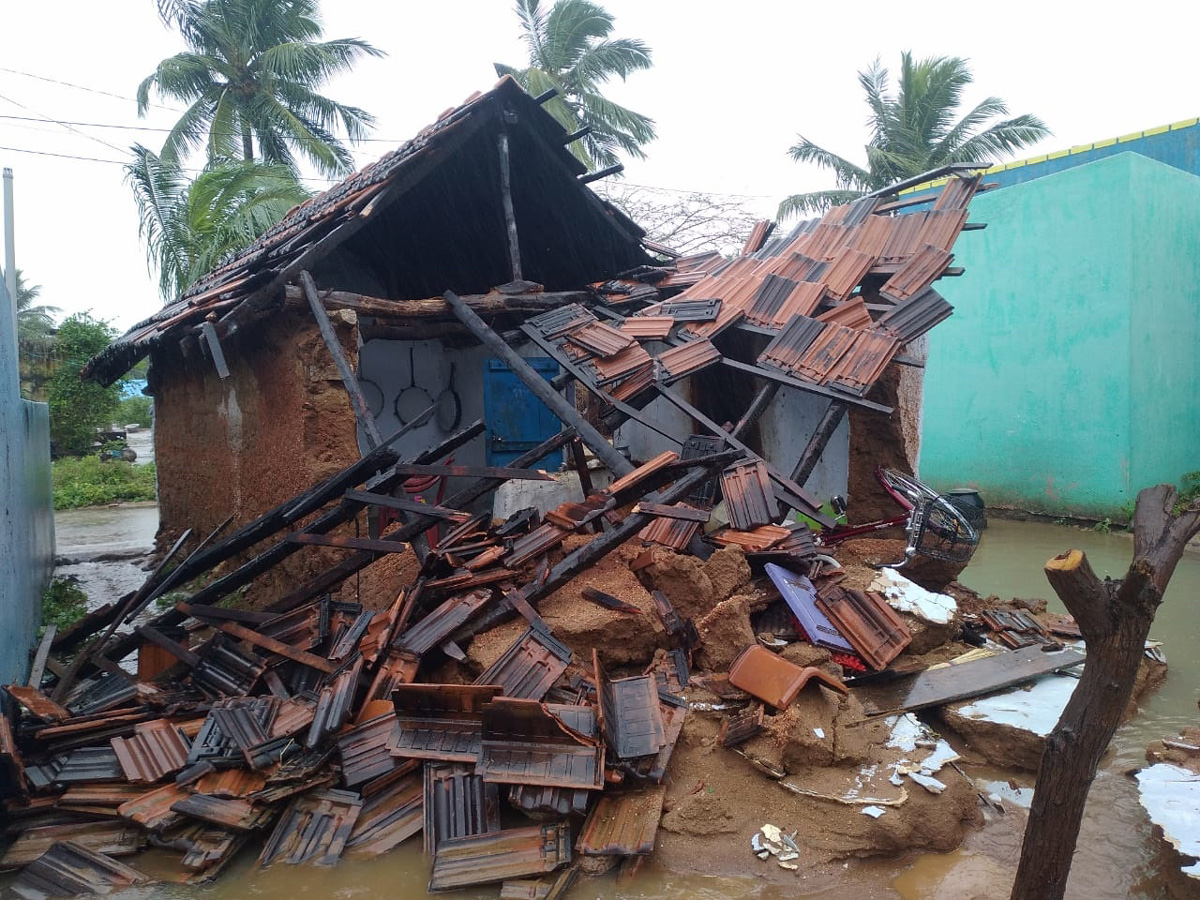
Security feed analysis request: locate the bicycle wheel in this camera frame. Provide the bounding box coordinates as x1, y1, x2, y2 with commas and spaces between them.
876, 467, 940, 511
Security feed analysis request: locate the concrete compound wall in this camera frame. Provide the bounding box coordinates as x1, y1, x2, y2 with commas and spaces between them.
0, 277, 53, 684
921, 153, 1200, 517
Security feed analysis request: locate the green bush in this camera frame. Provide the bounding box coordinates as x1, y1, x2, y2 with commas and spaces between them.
116, 394, 153, 427
52, 456, 157, 509
42, 576, 89, 633
47, 313, 123, 456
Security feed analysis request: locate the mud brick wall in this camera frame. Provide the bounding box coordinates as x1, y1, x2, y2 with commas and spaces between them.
847, 351, 925, 525
151, 307, 367, 608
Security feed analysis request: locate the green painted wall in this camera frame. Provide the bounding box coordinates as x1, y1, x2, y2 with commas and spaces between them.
922, 153, 1200, 517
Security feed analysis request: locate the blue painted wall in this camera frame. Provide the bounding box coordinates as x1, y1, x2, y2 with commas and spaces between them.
0, 276, 54, 684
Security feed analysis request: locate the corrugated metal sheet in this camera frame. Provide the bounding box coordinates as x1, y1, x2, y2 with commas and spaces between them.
728, 645, 848, 708
473, 628, 572, 701
111, 720, 191, 784
575, 784, 667, 856
478, 700, 603, 790
428, 823, 571, 892
719, 459, 778, 531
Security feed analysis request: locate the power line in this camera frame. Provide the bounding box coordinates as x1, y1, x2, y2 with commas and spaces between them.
0, 92, 127, 154
0, 66, 183, 113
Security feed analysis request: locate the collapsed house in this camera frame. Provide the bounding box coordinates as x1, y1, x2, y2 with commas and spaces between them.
0, 79, 1116, 895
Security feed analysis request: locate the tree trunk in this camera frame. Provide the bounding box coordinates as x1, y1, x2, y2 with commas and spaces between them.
1009, 485, 1200, 900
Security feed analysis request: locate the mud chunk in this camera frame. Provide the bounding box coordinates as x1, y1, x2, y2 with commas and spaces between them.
635, 547, 716, 622
660, 792, 739, 835
703, 546, 752, 603
696, 595, 756, 672
780, 643, 840, 677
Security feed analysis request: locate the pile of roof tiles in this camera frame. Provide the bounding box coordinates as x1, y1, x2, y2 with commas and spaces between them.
575, 175, 982, 404
0, 444, 824, 897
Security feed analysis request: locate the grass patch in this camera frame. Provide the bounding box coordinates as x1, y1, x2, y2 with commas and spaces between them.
53, 456, 157, 509
42, 576, 88, 633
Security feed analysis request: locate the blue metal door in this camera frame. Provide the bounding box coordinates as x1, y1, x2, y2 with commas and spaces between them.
482, 358, 564, 469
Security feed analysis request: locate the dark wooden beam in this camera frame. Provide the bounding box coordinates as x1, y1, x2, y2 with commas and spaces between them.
790, 401, 848, 488
285, 532, 413, 554
343, 490, 472, 522
497, 129, 523, 282
300, 270, 383, 449
266, 427, 578, 613
579, 164, 623, 185
731, 382, 780, 440
719, 357, 892, 414
444, 289, 634, 477
388, 463, 554, 482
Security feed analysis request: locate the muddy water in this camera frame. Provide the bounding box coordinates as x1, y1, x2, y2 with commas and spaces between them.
29, 518, 1200, 899
894, 518, 1200, 899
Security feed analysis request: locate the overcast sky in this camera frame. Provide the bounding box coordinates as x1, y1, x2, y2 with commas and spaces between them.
1, 1, 1194, 332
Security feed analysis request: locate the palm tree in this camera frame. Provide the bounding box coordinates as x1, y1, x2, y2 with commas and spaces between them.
138, 0, 384, 177
779, 52, 1049, 217
495, 0, 656, 169
127, 145, 311, 301
13, 270, 59, 349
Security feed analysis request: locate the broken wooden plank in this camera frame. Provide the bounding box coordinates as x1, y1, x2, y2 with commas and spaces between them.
854, 645, 1087, 716
630, 502, 710, 523
343, 490, 472, 521
284, 532, 412, 555
204, 619, 337, 675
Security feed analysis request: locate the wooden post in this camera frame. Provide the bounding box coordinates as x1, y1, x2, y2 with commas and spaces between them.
444, 289, 633, 477
1009, 485, 1200, 900
497, 129, 522, 282
300, 270, 383, 449
731, 382, 780, 440
790, 401, 847, 487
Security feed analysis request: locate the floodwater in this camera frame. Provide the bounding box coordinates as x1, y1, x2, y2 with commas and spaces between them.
893, 518, 1200, 900
27, 516, 1200, 899
53, 503, 159, 613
